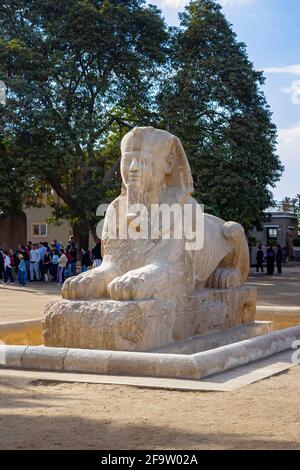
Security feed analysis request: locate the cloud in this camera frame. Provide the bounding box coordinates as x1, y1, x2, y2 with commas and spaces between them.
152, 0, 187, 8
278, 122, 300, 149
151, 0, 254, 9
264, 65, 300, 75
273, 123, 300, 199
281, 81, 300, 105
219, 0, 254, 6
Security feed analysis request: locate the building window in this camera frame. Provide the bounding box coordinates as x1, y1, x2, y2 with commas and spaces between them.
267, 228, 278, 239
31, 223, 47, 237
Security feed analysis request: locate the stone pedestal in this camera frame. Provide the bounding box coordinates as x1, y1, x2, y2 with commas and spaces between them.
42, 287, 256, 352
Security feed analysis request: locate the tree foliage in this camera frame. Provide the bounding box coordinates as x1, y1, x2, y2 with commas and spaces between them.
0, 0, 168, 243
158, 0, 283, 231
0, 0, 284, 243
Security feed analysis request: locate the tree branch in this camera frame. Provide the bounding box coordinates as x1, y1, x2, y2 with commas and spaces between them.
45, 174, 78, 213
102, 157, 121, 186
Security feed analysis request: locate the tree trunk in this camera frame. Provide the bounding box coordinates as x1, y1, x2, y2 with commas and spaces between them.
72, 223, 90, 252
90, 223, 100, 244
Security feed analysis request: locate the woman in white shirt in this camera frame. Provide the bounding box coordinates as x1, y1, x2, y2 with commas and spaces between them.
57, 249, 68, 285
4, 250, 15, 284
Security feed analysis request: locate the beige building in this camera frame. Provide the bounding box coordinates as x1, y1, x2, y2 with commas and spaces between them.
24, 204, 95, 248
24, 206, 72, 247
0, 192, 96, 249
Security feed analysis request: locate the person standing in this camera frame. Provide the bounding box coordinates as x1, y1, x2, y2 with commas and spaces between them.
52, 239, 61, 251
266, 246, 275, 275
64, 246, 72, 278
70, 243, 77, 276
51, 249, 59, 282
9, 249, 16, 273
38, 243, 47, 281
30, 244, 40, 281
4, 250, 15, 284
256, 245, 264, 273
24, 245, 30, 279
91, 241, 102, 268
81, 248, 91, 273
0, 247, 4, 281
57, 249, 68, 285
276, 244, 283, 275
14, 245, 22, 274
43, 249, 52, 282
18, 254, 27, 286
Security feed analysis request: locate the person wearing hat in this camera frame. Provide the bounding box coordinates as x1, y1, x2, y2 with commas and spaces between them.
18, 254, 27, 286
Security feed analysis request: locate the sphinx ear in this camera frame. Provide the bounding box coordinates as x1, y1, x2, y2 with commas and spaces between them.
165, 152, 175, 175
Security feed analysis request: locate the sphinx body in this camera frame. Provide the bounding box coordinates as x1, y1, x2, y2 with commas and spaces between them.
62, 127, 249, 302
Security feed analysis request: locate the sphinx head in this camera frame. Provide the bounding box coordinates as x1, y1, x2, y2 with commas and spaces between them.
120, 127, 194, 195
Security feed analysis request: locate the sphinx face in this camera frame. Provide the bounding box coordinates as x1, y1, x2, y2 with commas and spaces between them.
121, 149, 165, 193
120, 127, 193, 207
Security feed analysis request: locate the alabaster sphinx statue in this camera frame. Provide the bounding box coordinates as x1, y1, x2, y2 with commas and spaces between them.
62, 127, 249, 301
43, 127, 254, 351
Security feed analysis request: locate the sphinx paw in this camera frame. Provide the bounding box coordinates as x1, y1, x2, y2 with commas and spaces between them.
207, 268, 241, 289
62, 270, 108, 300
108, 272, 148, 301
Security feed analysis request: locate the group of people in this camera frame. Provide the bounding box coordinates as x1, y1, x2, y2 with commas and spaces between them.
0, 237, 286, 286
0, 238, 102, 287
256, 244, 283, 276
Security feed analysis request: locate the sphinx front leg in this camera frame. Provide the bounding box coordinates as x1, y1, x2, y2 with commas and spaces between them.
108, 263, 188, 301
62, 256, 122, 300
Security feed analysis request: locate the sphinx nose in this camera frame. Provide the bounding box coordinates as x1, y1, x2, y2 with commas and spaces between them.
129, 158, 139, 172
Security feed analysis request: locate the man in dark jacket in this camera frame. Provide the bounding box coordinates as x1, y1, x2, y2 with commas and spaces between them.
276, 245, 283, 274
256, 245, 264, 273
266, 246, 276, 275
81, 248, 91, 272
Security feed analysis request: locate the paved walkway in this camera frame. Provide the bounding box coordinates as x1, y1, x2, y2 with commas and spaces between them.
0, 282, 61, 323
247, 267, 300, 325
247, 266, 300, 307
0, 266, 299, 323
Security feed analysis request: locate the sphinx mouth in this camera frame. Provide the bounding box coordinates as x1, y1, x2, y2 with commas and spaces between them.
128, 174, 142, 181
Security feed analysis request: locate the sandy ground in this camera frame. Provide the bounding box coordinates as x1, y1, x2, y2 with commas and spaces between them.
0, 282, 60, 322
0, 367, 299, 450
247, 267, 300, 307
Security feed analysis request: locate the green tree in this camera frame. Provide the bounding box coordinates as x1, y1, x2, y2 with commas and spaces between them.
158, 0, 283, 232
0, 0, 168, 246
0, 0, 284, 243
0, 137, 24, 215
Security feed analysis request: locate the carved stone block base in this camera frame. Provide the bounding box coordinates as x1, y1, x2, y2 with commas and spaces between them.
42, 287, 256, 351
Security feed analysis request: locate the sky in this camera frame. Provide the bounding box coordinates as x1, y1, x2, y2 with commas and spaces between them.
148, 0, 300, 201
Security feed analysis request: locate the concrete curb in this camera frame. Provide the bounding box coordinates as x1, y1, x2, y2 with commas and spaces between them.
0, 325, 299, 380
256, 306, 300, 322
